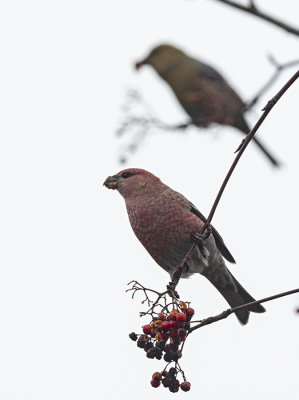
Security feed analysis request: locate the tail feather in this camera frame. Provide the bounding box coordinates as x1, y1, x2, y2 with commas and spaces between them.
208, 271, 266, 325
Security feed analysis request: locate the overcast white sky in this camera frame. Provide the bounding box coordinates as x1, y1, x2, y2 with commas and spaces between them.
0, 1, 299, 399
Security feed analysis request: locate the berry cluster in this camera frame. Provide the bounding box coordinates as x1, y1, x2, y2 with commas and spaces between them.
129, 301, 194, 393
151, 367, 191, 392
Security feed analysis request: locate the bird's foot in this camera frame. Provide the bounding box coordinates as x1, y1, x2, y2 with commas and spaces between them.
167, 282, 180, 299
191, 228, 211, 250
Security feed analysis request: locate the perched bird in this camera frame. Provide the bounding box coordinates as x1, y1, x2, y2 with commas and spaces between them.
104, 168, 265, 324
135, 44, 280, 167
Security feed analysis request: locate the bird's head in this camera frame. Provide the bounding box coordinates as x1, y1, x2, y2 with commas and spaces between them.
135, 44, 186, 76
103, 168, 162, 199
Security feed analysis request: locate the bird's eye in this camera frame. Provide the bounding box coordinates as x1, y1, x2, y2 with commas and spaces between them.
121, 172, 132, 179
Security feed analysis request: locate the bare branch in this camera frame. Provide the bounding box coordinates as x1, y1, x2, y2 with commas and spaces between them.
245, 56, 299, 109
201, 70, 299, 232
189, 288, 299, 332
211, 0, 299, 37
169, 70, 299, 289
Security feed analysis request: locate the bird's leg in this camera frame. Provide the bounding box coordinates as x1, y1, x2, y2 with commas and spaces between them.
191, 227, 211, 261
167, 227, 212, 296
166, 282, 180, 300
191, 226, 211, 250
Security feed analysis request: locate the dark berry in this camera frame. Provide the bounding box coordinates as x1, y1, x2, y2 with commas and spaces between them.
137, 339, 145, 349
172, 350, 182, 361
178, 328, 187, 337
164, 343, 171, 353
146, 348, 155, 359
171, 336, 181, 346
164, 352, 172, 362
144, 341, 153, 351
162, 378, 170, 388
153, 347, 163, 359
169, 379, 180, 393
156, 340, 166, 350
160, 331, 169, 341
169, 328, 178, 338
169, 342, 179, 351
168, 367, 177, 375
129, 332, 138, 341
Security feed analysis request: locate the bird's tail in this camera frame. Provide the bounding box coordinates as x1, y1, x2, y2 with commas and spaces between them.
208, 271, 266, 325
252, 136, 280, 168
234, 113, 280, 168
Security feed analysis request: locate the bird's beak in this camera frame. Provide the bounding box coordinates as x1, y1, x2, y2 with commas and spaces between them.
103, 175, 119, 190
135, 57, 149, 70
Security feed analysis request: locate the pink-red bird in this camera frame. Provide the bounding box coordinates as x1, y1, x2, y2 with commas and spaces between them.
104, 168, 265, 324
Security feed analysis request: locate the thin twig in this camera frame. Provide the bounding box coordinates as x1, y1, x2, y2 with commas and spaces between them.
189, 288, 299, 332
201, 70, 299, 232
245, 56, 299, 109
170, 70, 299, 289
211, 0, 299, 37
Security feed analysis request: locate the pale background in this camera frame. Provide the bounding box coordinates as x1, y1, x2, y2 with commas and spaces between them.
0, 1, 298, 399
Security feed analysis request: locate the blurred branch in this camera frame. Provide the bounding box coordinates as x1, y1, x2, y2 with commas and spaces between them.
168, 69, 299, 289
117, 57, 298, 163
189, 288, 299, 332
116, 89, 192, 163
211, 0, 299, 37
245, 56, 299, 109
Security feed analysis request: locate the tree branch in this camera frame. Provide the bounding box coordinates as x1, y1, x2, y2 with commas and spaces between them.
211, 0, 299, 37
245, 56, 299, 110
201, 69, 299, 232
170, 70, 299, 288
189, 288, 299, 332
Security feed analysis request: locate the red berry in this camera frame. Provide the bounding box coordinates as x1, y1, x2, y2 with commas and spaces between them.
186, 308, 195, 317
168, 320, 176, 329
142, 324, 151, 334
152, 372, 162, 380
169, 309, 178, 321
176, 312, 186, 322
150, 378, 160, 388
181, 381, 191, 392
161, 321, 170, 330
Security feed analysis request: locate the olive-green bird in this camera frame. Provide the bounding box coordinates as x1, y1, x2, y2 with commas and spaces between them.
135, 44, 280, 167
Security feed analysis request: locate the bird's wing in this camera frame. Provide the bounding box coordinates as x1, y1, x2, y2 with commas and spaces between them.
197, 60, 245, 110
178, 192, 236, 263
181, 58, 246, 128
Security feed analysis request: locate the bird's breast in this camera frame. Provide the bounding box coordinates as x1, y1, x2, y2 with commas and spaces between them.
125, 196, 204, 273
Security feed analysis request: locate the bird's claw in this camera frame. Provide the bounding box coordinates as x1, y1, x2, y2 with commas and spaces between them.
191, 228, 211, 250
167, 283, 180, 299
